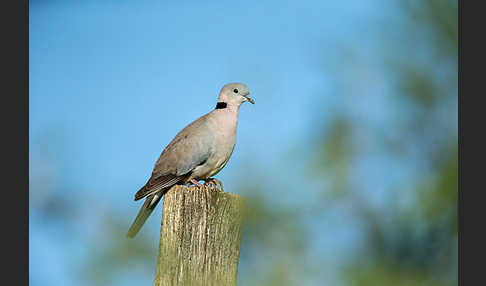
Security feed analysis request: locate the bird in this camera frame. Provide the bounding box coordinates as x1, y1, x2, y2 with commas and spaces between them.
126, 82, 254, 238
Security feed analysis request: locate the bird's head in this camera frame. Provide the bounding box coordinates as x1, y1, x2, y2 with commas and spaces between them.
217, 82, 254, 107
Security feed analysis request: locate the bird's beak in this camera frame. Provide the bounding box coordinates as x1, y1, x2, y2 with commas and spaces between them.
245, 94, 255, 104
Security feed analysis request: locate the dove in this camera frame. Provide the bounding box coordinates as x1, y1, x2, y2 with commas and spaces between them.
126, 82, 254, 238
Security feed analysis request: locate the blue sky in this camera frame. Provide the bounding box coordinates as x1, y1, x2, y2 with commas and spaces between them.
29, 0, 421, 285
30, 0, 388, 205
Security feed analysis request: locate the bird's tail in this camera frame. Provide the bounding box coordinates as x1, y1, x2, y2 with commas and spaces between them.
126, 193, 163, 238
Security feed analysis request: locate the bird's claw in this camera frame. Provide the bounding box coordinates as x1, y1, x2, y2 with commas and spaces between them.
204, 178, 224, 192
190, 178, 204, 187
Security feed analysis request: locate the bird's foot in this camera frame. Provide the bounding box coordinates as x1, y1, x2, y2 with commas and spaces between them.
190, 179, 204, 187
204, 178, 224, 192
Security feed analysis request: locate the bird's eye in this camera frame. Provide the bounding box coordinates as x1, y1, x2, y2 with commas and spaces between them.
233, 89, 238, 93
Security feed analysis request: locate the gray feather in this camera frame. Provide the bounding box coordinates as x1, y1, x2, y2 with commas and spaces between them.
126, 193, 163, 238
155, 113, 214, 176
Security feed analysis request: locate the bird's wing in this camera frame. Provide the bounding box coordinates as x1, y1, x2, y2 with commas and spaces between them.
134, 173, 182, 200
155, 113, 214, 175
134, 113, 214, 200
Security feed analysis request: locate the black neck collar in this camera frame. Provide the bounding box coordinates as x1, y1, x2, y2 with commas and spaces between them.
215, 102, 227, 109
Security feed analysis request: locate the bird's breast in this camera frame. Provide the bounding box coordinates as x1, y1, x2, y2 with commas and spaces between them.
193, 133, 236, 180
189, 109, 239, 180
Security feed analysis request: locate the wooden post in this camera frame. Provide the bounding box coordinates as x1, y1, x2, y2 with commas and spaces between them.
153, 184, 245, 286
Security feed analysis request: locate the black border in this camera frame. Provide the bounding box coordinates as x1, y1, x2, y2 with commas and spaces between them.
459, 1, 483, 285
3, 0, 29, 284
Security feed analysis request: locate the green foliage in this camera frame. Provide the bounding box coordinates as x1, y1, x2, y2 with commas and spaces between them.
80, 213, 157, 285
313, 0, 458, 285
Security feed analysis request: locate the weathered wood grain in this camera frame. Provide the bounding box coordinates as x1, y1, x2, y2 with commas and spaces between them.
153, 184, 245, 286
